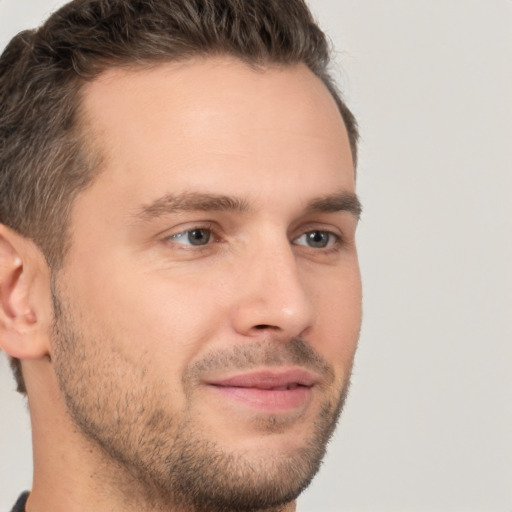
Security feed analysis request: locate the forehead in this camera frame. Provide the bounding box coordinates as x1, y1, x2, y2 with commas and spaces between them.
77, 57, 354, 207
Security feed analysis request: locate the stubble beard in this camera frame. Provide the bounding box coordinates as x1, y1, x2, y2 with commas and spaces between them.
50, 287, 353, 512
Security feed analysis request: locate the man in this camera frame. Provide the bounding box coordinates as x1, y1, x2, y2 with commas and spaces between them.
0, 1, 361, 511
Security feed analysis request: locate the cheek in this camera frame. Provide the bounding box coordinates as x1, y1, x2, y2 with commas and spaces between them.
307, 265, 362, 364
63, 255, 229, 379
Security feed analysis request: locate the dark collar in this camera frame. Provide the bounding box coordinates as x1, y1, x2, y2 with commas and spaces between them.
10, 492, 29, 512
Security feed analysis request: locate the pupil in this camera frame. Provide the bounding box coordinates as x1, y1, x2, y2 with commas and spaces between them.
308, 231, 328, 248
188, 229, 210, 245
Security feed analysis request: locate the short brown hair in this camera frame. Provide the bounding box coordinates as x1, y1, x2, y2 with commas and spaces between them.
0, 0, 359, 394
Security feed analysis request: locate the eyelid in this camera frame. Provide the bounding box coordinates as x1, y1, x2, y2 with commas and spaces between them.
291, 218, 344, 238
292, 229, 341, 248
160, 220, 349, 252
163, 222, 218, 245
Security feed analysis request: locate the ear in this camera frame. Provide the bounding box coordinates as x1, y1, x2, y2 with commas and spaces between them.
0, 224, 52, 360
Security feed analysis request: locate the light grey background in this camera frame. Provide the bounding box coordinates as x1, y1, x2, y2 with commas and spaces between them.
1, 1, 511, 511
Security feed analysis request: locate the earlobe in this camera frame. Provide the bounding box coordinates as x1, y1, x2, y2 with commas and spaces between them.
0, 224, 52, 359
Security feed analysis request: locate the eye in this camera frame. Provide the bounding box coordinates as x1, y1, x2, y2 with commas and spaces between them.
168, 228, 212, 246
294, 230, 339, 249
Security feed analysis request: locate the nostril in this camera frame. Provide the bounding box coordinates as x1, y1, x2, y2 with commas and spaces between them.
254, 324, 272, 330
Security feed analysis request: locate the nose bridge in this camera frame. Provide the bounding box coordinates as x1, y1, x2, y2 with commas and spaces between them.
231, 233, 314, 338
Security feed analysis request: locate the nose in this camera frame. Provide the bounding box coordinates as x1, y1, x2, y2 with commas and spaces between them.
230, 240, 314, 340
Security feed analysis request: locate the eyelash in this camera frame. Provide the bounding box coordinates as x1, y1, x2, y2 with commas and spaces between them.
166, 224, 217, 247
293, 230, 342, 252
164, 224, 344, 253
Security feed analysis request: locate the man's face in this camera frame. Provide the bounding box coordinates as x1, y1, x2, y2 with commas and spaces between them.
51, 58, 361, 511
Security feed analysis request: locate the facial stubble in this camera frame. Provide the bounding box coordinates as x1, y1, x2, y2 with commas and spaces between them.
50, 287, 353, 512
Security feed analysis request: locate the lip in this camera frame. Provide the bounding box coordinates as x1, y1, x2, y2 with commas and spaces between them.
204, 369, 318, 412
208, 369, 318, 389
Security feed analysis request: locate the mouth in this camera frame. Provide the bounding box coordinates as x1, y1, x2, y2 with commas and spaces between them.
204, 369, 317, 412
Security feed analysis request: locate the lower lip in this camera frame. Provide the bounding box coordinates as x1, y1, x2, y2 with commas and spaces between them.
207, 385, 312, 412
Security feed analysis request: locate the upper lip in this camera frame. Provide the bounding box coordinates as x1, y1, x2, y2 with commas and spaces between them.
205, 368, 319, 390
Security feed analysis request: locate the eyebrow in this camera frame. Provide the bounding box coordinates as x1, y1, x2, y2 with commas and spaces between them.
305, 192, 362, 219
135, 190, 362, 221
135, 192, 250, 220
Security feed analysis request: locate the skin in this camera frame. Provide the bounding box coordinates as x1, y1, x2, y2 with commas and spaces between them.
0, 57, 361, 512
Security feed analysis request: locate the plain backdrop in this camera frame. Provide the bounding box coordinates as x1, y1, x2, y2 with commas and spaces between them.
1, 1, 511, 511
